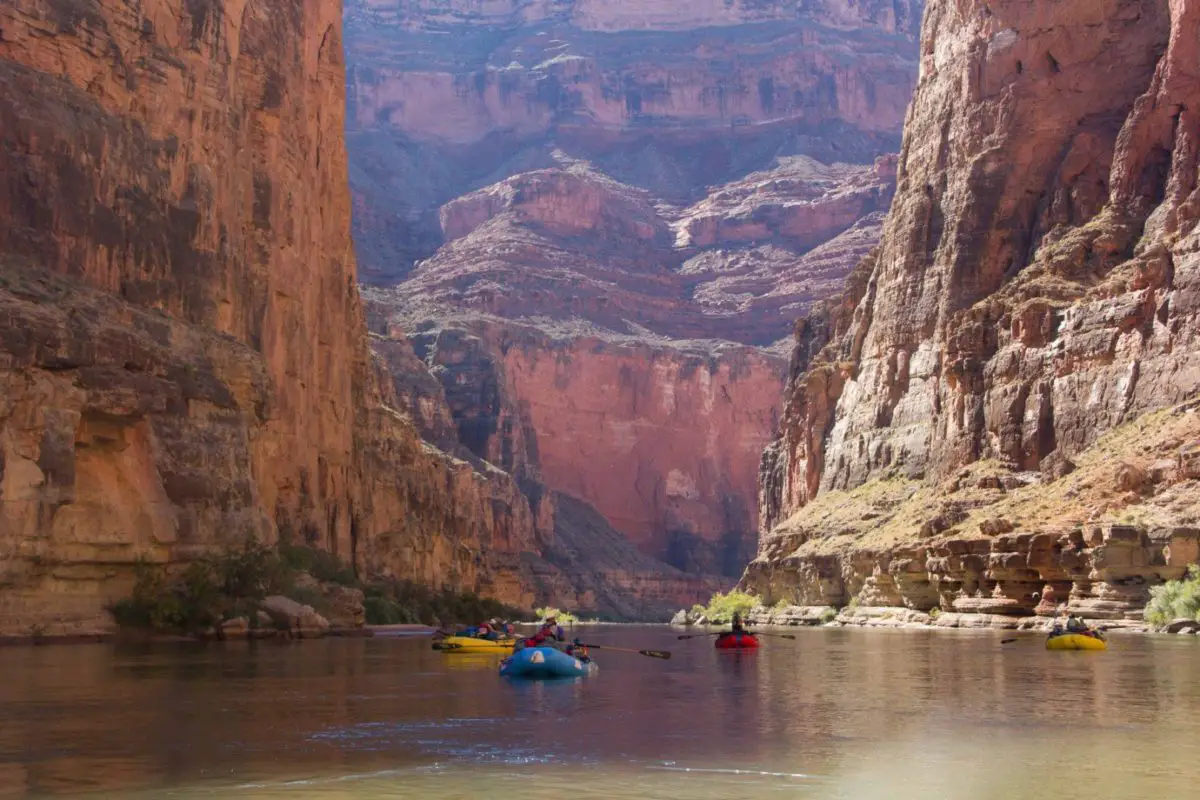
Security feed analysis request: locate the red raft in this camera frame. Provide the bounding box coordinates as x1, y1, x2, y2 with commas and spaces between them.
714, 632, 759, 650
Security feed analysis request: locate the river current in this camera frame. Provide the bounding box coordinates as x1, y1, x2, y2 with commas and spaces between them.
1, 626, 1198, 799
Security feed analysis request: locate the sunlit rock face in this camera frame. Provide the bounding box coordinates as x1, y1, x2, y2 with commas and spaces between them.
348, 2, 920, 587
746, 0, 1200, 622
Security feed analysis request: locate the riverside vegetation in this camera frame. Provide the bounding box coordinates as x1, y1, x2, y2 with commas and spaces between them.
1144, 566, 1200, 627
688, 590, 759, 624
109, 540, 527, 636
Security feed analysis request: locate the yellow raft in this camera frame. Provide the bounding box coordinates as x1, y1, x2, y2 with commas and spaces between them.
432, 636, 516, 654
1045, 632, 1108, 651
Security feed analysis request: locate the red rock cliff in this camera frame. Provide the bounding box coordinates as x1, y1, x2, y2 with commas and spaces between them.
746, 0, 1200, 624
350, 0, 917, 600
0, 0, 583, 635
367, 156, 896, 577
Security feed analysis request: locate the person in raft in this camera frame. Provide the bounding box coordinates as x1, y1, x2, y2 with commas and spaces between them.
515, 618, 566, 650
729, 613, 749, 635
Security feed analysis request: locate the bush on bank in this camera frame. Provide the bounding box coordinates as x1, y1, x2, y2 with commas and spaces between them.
107, 540, 529, 634
1144, 565, 1200, 627
691, 590, 758, 624
534, 607, 578, 624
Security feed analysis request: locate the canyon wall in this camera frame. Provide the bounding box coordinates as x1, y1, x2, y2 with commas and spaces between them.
349, 1, 920, 586
746, 0, 1200, 623
344, 0, 921, 282
366, 155, 897, 576
0, 0, 691, 635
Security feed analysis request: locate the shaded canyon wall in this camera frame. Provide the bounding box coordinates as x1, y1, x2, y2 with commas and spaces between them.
0, 0, 676, 634
745, 0, 1200, 623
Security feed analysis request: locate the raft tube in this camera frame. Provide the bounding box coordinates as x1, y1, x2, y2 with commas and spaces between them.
715, 632, 759, 650
433, 636, 516, 653
1045, 631, 1107, 651
499, 646, 597, 679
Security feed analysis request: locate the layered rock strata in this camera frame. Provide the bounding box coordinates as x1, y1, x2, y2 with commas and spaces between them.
373, 317, 783, 576
745, 0, 1200, 622
368, 155, 897, 575
344, 0, 922, 282
0, 0, 681, 635
349, 0, 922, 588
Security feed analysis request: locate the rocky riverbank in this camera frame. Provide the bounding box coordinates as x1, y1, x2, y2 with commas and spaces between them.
668, 606, 1200, 636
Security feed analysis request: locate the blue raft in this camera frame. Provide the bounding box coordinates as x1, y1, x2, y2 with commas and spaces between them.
498, 646, 597, 680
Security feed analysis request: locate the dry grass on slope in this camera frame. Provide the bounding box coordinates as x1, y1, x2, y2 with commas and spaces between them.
760, 397, 1200, 562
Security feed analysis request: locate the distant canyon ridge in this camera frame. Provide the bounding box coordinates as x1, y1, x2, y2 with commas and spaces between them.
345, 0, 923, 606
0, 0, 921, 637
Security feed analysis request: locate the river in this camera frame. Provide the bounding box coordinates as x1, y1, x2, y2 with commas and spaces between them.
1, 626, 1197, 798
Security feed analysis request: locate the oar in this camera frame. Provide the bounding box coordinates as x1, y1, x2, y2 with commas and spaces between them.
751, 632, 796, 640
677, 631, 723, 640
1001, 638, 1018, 644
579, 643, 671, 660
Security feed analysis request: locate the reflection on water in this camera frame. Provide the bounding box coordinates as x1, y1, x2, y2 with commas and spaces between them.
1, 628, 1198, 799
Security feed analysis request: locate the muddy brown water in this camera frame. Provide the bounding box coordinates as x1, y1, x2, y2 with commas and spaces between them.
1, 626, 1198, 799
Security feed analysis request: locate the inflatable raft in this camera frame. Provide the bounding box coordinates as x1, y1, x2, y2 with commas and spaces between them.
1046, 630, 1107, 651
715, 632, 759, 650
498, 646, 597, 679
433, 636, 516, 653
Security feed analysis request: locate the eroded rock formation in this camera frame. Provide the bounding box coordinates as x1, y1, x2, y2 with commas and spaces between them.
366, 153, 899, 576
0, 0, 701, 635
347, 1, 922, 591
745, 0, 1200, 622
344, 0, 921, 282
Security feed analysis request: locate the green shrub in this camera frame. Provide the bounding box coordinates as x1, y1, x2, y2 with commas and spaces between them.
108, 558, 221, 632
213, 540, 286, 599
1145, 565, 1200, 626
364, 579, 529, 627
364, 596, 412, 625
279, 542, 358, 586
819, 607, 838, 624
535, 607, 578, 624
109, 543, 530, 635
694, 590, 759, 624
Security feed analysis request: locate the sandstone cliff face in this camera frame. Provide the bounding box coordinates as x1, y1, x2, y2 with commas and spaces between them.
747, 0, 1200, 622
368, 154, 900, 576
391, 320, 783, 576
0, 0, 564, 635
348, 0, 919, 603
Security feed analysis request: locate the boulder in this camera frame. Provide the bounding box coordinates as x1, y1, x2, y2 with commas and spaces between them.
670, 609, 690, 626
1115, 461, 1147, 493
1165, 618, 1200, 635
324, 586, 366, 628
217, 617, 250, 641
262, 595, 331, 638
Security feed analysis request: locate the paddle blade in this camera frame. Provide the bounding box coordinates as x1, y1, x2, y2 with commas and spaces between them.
1001, 638, 1018, 644
639, 649, 671, 659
